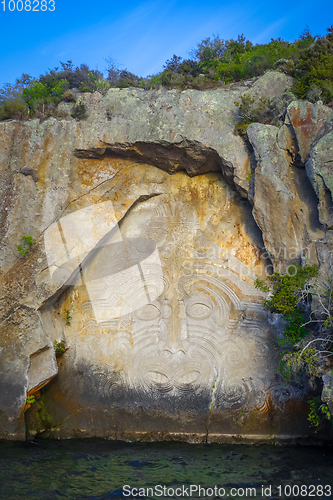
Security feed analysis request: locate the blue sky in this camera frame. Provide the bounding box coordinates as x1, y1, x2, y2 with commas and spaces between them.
0, 0, 331, 87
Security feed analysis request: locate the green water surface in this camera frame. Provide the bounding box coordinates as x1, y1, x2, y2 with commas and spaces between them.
0, 440, 332, 499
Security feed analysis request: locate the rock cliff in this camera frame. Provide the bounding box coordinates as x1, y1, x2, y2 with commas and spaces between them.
0, 71, 332, 441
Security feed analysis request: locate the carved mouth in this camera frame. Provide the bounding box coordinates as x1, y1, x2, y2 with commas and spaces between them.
130, 355, 217, 393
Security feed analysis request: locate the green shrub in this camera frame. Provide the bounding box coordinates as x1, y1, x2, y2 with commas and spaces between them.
255, 263, 318, 317
149, 29, 317, 90
137, 77, 160, 90
116, 78, 139, 89
40, 63, 103, 93
17, 235, 37, 256
78, 81, 93, 92
293, 26, 333, 104
256, 263, 333, 430
234, 93, 271, 136
0, 99, 28, 120
255, 263, 320, 372
197, 35, 310, 84
150, 76, 161, 85
54, 340, 66, 355
278, 346, 320, 381
65, 310, 72, 326
23, 78, 69, 116
1, 25, 333, 119
26, 395, 36, 405
95, 79, 110, 94
307, 396, 332, 431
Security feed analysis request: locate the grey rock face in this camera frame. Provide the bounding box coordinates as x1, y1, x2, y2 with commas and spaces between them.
0, 72, 332, 441
306, 128, 333, 227
73, 71, 293, 197
322, 372, 333, 403
247, 122, 324, 270
286, 101, 332, 164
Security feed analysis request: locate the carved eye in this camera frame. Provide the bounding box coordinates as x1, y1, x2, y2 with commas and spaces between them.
187, 302, 212, 320
135, 304, 161, 321
178, 371, 200, 384
146, 371, 169, 384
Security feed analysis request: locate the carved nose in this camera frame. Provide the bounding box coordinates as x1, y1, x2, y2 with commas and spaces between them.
163, 330, 186, 354
160, 299, 188, 354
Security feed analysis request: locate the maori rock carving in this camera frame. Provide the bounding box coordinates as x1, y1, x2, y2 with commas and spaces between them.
43, 197, 276, 415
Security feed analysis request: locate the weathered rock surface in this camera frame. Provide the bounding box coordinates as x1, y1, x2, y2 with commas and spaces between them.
0, 72, 333, 441
306, 125, 333, 227
286, 101, 332, 164
322, 372, 333, 400
322, 372, 333, 416
247, 122, 324, 270
65, 70, 293, 197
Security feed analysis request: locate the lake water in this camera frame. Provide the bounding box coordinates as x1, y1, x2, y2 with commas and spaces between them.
0, 439, 332, 499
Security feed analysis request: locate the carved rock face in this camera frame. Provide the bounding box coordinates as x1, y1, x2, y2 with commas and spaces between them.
1, 88, 332, 441
121, 201, 263, 405
32, 170, 310, 440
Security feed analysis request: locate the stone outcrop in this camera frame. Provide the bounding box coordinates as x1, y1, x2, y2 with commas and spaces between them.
286, 101, 332, 164
61, 70, 293, 197
322, 373, 333, 416
306, 125, 333, 228
247, 122, 324, 270
0, 71, 333, 441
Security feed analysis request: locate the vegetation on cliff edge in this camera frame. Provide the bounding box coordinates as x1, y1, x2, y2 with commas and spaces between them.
0, 26, 332, 121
